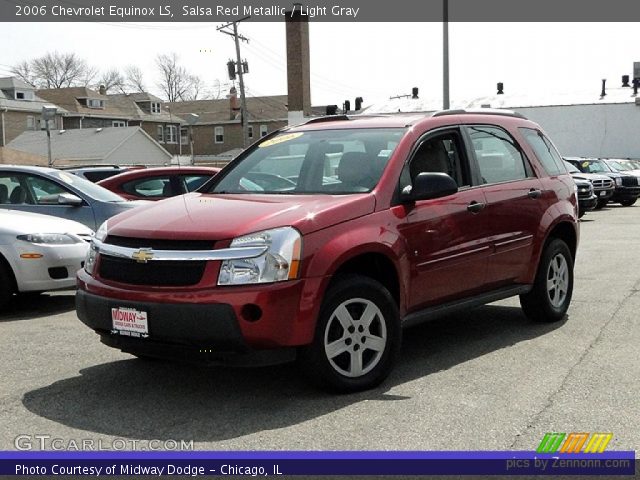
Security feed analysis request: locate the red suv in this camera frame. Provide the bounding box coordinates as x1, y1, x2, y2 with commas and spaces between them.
76, 110, 578, 392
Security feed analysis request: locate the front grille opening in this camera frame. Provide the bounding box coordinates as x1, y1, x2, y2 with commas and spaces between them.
48, 267, 69, 280
99, 256, 205, 286
105, 236, 214, 251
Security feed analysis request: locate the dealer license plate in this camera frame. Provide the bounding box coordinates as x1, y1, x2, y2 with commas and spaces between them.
600, 191, 607, 197
111, 307, 148, 337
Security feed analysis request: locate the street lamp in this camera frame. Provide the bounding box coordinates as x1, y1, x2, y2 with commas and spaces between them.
184, 113, 199, 166
41, 105, 57, 167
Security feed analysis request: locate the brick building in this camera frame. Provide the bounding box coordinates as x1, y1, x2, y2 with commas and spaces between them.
168, 90, 288, 157
37, 87, 184, 155
0, 77, 66, 147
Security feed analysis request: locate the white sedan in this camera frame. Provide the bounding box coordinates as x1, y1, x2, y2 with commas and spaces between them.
0, 210, 92, 309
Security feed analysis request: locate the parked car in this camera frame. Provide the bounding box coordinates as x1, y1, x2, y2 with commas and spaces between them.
97, 167, 221, 201
563, 159, 614, 209
574, 178, 596, 218
0, 165, 148, 230
601, 158, 640, 178
0, 210, 92, 309
77, 110, 579, 392
61, 165, 144, 183
565, 158, 640, 207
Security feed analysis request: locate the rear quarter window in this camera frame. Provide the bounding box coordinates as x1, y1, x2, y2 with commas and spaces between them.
520, 128, 566, 176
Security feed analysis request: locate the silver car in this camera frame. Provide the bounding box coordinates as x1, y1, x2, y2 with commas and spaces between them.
0, 165, 147, 230
0, 209, 92, 309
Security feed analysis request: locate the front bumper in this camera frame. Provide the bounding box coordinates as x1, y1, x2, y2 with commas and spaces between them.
76, 290, 296, 366
8, 242, 87, 292
611, 186, 640, 202
578, 194, 597, 212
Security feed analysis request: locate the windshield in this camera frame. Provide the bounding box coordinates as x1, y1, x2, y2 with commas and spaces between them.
563, 160, 580, 173
576, 160, 611, 174
52, 170, 126, 202
208, 128, 405, 194
606, 160, 633, 171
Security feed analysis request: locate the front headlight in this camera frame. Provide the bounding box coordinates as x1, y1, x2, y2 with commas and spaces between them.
84, 221, 108, 275
16, 233, 82, 244
615, 177, 622, 186
218, 227, 302, 285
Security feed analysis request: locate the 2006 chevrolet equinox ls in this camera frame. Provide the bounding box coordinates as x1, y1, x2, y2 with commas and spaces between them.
77, 110, 579, 392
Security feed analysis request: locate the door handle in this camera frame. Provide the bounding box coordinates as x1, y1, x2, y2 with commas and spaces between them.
528, 188, 542, 199
467, 201, 485, 213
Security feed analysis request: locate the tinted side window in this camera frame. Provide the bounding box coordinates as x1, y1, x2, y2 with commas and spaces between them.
520, 128, 566, 176
123, 177, 171, 197
468, 126, 528, 184
25, 175, 71, 205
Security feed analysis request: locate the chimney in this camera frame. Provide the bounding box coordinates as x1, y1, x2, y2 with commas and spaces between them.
600, 79, 607, 98
497, 82, 504, 94
228, 86, 239, 120
412, 87, 419, 99
285, 4, 311, 124
622, 75, 630, 87
355, 97, 363, 111
343, 100, 351, 112
99, 84, 106, 95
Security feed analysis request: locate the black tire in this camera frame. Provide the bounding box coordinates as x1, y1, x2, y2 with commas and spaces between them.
300, 275, 401, 393
594, 200, 607, 210
578, 210, 586, 219
619, 199, 636, 207
0, 261, 15, 310
520, 238, 573, 323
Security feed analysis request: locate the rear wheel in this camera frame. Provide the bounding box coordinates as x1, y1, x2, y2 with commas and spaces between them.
0, 262, 15, 310
520, 238, 573, 323
300, 275, 401, 392
619, 199, 636, 207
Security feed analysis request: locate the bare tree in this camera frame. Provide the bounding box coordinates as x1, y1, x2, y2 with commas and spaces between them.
9, 60, 37, 87
96, 69, 125, 93
12, 52, 97, 89
156, 53, 190, 102
124, 65, 146, 92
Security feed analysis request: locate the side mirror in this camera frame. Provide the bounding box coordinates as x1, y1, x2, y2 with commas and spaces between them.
401, 172, 458, 202
58, 193, 84, 206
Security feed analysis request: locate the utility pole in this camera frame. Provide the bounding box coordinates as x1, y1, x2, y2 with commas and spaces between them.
443, 0, 450, 110
218, 17, 250, 148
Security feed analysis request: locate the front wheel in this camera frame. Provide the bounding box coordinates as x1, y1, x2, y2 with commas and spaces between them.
0, 262, 15, 310
619, 198, 636, 207
520, 238, 574, 323
300, 275, 401, 393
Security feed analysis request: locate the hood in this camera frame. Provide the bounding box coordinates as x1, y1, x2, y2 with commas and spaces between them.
105, 193, 377, 240
0, 209, 93, 236
570, 172, 611, 182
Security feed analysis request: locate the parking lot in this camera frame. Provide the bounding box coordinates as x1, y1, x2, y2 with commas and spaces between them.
0, 204, 638, 454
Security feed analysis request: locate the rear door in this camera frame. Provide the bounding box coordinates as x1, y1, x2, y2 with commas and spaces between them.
464, 125, 546, 287
398, 128, 492, 310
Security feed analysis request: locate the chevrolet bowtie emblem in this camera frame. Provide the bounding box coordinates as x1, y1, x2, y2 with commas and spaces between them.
131, 248, 154, 263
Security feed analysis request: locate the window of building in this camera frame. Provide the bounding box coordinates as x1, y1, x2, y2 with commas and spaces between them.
248, 126, 254, 140
519, 128, 566, 176
156, 125, 164, 143
151, 102, 162, 114
165, 125, 177, 144
181, 127, 189, 145
260, 124, 268, 137
468, 126, 529, 184
214, 126, 224, 144
112, 121, 126, 128
15, 91, 33, 101
87, 99, 105, 109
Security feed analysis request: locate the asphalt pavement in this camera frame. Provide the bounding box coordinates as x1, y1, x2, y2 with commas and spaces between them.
0, 204, 638, 458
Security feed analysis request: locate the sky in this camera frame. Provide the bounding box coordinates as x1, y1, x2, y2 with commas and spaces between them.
0, 22, 639, 107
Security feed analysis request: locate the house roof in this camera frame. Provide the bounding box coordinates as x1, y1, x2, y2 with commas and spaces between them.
36, 87, 182, 123
0, 77, 69, 114
7, 126, 171, 162
167, 95, 288, 124
0, 77, 35, 90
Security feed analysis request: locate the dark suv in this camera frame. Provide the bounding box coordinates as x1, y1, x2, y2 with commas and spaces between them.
565, 157, 640, 207
77, 110, 579, 392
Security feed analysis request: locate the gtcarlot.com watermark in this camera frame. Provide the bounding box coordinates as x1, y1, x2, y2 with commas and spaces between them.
15, 434, 193, 451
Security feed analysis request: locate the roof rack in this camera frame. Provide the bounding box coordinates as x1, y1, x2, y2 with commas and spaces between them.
432, 108, 527, 119
297, 115, 351, 126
